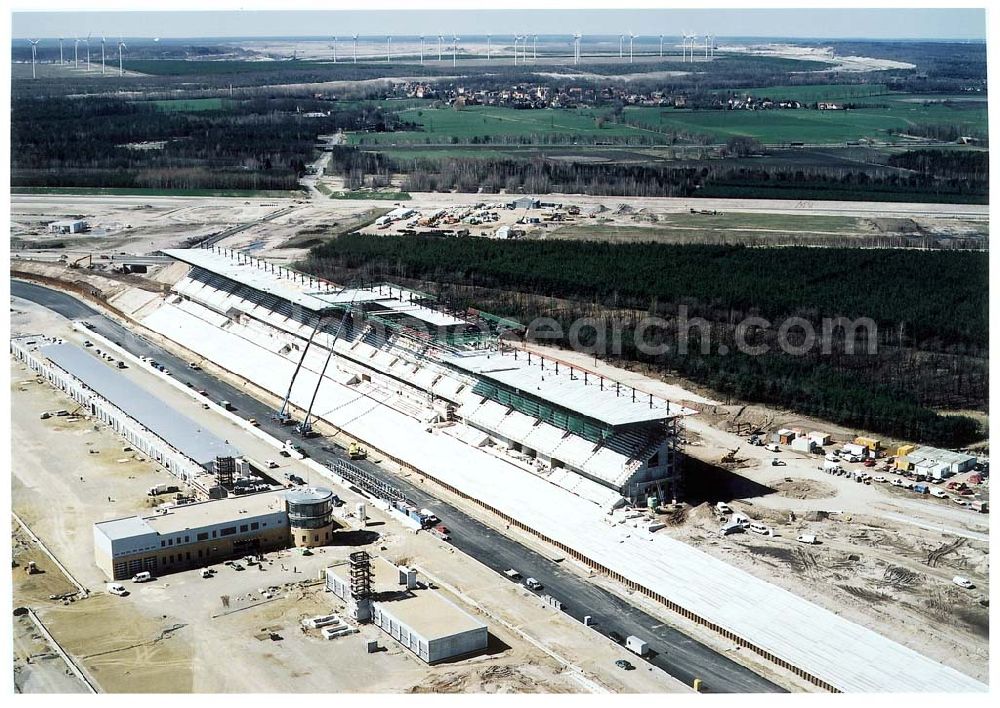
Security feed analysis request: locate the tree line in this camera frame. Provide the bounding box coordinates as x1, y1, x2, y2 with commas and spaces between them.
302, 235, 986, 447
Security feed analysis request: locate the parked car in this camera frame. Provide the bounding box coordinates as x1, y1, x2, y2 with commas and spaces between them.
132, 571, 152, 583
930, 488, 948, 499
796, 534, 818, 544
873, 476, 887, 483
524, 577, 543, 591
504, 569, 522, 581
615, 659, 635, 671
201, 568, 214, 579
107, 583, 129, 596
953, 576, 975, 589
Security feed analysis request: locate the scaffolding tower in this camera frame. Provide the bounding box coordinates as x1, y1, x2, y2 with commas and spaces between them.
348, 551, 374, 622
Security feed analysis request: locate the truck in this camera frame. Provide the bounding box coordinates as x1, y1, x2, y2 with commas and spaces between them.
913, 483, 930, 494
625, 635, 649, 657
220, 400, 234, 411
148, 484, 179, 496
283, 440, 306, 460
348, 442, 367, 460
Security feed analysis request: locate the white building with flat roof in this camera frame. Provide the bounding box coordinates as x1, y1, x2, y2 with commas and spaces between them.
326, 557, 487, 664
48, 219, 88, 234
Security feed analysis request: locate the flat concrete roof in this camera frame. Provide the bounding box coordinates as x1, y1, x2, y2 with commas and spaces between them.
95, 491, 289, 541
40, 342, 237, 467
147, 492, 287, 535
331, 558, 486, 641
378, 590, 486, 642
95, 515, 156, 542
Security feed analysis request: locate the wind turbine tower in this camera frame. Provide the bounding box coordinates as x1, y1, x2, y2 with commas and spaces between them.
487, 34, 491, 61
452, 35, 459, 67
332, 36, 337, 63
629, 32, 636, 63
85, 34, 91, 71
619, 34, 624, 60
512, 35, 518, 65
438, 34, 444, 61
28, 39, 39, 79
59, 37, 64, 65
573, 33, 581, 64
419, 35, 424, 65
74, 37, 80, 68
101, 36, 106, 74
532, 35, 537, 61
353, 34, 358, 63
704, 34, 709, 59
117, 37, 126, 76
386, 35, 391, 63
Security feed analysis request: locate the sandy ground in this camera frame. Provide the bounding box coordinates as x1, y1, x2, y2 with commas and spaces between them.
9, 301, 686, 694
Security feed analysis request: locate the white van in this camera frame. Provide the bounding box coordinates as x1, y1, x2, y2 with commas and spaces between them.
107, 583, 128, 596
524, 577, 543, 591
749, 522, 773, 536
132, 571, 152, 583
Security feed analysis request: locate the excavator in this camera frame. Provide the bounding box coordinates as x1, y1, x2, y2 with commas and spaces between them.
720, 447, 741, 465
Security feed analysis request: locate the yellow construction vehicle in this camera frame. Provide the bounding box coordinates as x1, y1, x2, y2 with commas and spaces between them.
348, 442, 368, 460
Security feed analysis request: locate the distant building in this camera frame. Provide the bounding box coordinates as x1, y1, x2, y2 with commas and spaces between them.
48, 219, 88, 234
509, 196, 540, 210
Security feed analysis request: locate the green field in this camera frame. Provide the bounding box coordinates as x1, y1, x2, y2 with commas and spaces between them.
147, 97, 229, 112
716, 83, 894, 102
623, 102, 988, 144
349, 106, 661, 145
11, 186, 299, 198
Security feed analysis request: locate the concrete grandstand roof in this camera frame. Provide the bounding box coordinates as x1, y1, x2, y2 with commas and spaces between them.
445, 349, 688, 426
165, 248, 467, 329
143, 299, 985, 693
40, 343, 237, 467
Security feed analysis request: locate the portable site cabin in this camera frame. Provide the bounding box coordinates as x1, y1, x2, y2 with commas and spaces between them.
791, 436, 814, 454
808, 431, 831, 447
842, 443, 868, 459
775, 429, 796, 445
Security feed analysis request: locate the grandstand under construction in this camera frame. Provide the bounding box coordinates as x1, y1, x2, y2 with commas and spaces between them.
155, 247, 687, 509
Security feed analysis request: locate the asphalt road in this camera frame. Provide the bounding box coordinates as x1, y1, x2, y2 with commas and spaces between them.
11, 278, 785, 694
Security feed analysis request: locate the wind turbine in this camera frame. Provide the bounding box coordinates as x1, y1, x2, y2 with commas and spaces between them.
512, 35, 518, 65
85, 33, 91, 71
117, 37, 126, 77
659, 34, 664, 58
438, 34, 444, 61
59, 37, 64, 65
101, 36, 106, 74
331, 36, 337, 63
74, 36, 80, 68
532, 35, 537, 61
629, 32, 636, 63
386, 35, 391, 63
619, 34, 624, 60
704, 34, 710, 59
352, 34, 358, 63
28, 39, 39, 79
689, 33, 699, 62
487, 33, 491, 61
419, 35, 424, 65
452, 35, 459, 67
573, 33, 581, 64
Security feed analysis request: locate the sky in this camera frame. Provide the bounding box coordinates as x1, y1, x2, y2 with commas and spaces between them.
10, 6, 988, 41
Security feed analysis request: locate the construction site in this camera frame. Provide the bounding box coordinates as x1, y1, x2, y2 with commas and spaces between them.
9, 213, 990, 694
